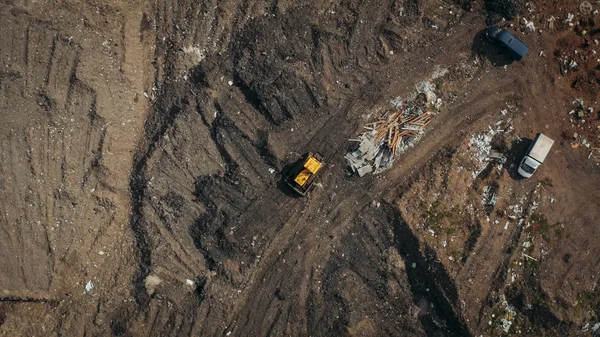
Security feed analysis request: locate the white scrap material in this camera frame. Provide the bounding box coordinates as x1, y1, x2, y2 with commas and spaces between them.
522, 253, 538, 261
186, 279, 195, 286
85, 280, 94, 292
411, 263, 416, 268
228, 81, 234, 86
499, 304, 516, 333
566, 13, 575, 23
524, 18, 536, 32
268, 168, 275, 174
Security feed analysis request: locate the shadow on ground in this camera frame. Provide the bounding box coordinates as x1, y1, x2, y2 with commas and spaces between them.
505, 137, 533, 180
277, 160, 305, 198
471, 29, 515, 67
388, 204, 471, 337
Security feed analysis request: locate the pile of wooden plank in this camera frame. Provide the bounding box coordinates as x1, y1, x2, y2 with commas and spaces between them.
364, 110, 433, 155
345, 108, 434, 176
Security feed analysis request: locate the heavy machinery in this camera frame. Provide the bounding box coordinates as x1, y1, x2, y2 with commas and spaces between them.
285, 152, 324, 196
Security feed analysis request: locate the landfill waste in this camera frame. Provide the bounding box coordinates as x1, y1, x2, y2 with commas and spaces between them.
523, 18, 536, 32
346, 99, 434, 175
346, 73, 449, 176
467, 121, 511, 179
499, 301, 517, 333
85, 280, 94, 292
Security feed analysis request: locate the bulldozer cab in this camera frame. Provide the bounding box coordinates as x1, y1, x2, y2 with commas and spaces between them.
285, 152, 324, 196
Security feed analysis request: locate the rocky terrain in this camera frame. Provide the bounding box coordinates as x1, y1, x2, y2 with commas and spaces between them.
1, 0, 599, 336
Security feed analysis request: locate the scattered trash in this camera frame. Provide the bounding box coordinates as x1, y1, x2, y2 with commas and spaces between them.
499, 303, 517, 333
85, 280, 94, 292
523, 18, 536, 32
547, 16, 556, 30
268, 168, 275, 174
566, 13, 575, 26
482, 185, 499, 208
411, 262, 417, 268
98, 251, 105, 255
228, 80, 234, 86
186, 279, 195, 286
467, 122, 510, 178
592, 322, 600, 333
572, 98, 587, 119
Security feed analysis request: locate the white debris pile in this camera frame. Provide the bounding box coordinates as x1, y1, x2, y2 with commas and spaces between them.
523, 18, 536, 32
467, 130, 497, 178
499, 303, 517, 333
467, 122, 511, 178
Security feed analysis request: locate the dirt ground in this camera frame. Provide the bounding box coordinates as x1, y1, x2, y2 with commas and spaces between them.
1, 0, 599, 336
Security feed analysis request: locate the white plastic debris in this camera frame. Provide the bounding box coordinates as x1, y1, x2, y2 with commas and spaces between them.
411, 263, 416, 268
268, 168, 275, 174
566, 13, 575, 24
186, 279, 194, 286
228, 81, 233, 86
98, 251, 105, 255
85, 280, 94, 292
524, 18, 536, 32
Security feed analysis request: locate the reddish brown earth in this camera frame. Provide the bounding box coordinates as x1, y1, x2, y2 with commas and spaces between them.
0, 0, 599, 336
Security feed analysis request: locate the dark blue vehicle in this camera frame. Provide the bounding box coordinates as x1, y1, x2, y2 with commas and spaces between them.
486, 26, 529, 61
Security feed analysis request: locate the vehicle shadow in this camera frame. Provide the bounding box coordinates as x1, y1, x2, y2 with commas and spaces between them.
277, 161, 304, 198
471, 28, 515, 67
505, 137, 532, 180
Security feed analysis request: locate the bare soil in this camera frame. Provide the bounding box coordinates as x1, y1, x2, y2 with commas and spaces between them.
1, 0, 599, 336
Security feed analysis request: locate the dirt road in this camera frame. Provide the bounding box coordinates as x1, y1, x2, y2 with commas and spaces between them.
1, 0, 599, 336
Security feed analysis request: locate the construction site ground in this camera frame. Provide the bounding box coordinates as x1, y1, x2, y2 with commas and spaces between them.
1, 0, 599, 336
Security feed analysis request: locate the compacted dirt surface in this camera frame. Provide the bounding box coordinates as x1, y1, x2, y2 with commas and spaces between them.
1, 0, 600, 336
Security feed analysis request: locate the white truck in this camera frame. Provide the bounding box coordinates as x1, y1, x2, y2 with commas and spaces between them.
518, 133, 554, 178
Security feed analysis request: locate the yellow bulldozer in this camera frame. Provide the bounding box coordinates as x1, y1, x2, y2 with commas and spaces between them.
285, 152, 324, 196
